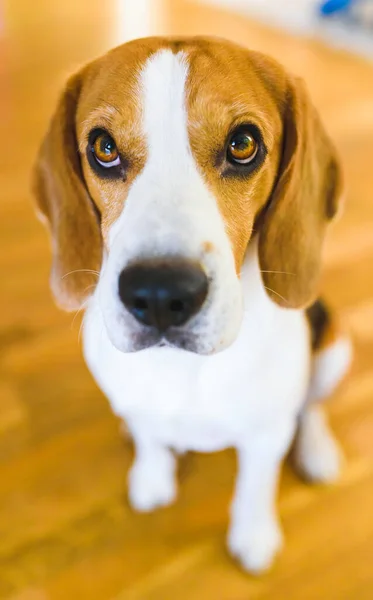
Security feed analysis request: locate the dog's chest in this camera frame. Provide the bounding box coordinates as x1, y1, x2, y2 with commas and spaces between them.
83, 301, 310, 452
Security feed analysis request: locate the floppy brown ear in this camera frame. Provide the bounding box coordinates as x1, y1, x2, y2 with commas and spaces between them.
258, 75, 343, 309
32, 72, 102, 311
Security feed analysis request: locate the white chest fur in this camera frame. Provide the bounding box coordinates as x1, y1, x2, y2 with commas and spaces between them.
83, 246, 311, 453
82, 246, 321, 574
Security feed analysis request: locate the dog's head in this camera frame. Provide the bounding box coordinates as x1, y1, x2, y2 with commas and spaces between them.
33, 37, 343, 354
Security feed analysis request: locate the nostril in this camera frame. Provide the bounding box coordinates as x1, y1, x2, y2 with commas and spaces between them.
169, 299, 185, 313
134, 297, 148, 311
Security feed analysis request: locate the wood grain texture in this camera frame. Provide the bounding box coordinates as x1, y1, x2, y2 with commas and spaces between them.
0, 0, 372, 598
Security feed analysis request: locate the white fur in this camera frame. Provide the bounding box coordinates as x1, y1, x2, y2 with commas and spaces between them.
84, 241, 312, 572
293, 405, 342, 483
293, 338, 352, 484
82, 50, 349, 573
99, 50, 242, 354
308, 337, 353, 402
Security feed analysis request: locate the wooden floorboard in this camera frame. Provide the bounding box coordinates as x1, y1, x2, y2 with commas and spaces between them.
1, 0, 372, 597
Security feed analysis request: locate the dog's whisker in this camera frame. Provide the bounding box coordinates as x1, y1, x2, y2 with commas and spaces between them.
70, 291, 94, 332
82, 283, 98, 295
78, 317, 85, 345
263, 285, 290, 305
62, 269, 100, 280
260, 270, 296, 276
70, 304, 86, 332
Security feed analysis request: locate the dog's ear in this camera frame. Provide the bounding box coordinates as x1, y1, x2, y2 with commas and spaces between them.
32, 71, 102, 311
258, 75, 343, 308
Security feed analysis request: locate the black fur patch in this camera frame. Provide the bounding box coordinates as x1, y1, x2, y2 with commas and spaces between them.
306, 299, 331, 350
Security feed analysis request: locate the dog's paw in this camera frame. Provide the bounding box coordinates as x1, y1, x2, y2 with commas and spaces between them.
227, 520, 283, 574
128, 454, 177, 512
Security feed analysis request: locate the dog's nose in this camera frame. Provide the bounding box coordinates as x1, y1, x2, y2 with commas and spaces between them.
118, 259, 208, 331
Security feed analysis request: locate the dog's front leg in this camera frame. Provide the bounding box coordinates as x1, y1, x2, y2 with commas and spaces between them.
228, 418, 296, 574
127, 421, 177, 512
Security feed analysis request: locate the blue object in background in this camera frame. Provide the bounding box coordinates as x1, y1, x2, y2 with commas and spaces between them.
319, 0, 355, 15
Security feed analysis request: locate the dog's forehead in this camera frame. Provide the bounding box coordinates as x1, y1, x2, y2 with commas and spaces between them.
77, 37, 285, 128
185, 40, 284, 112
77, 37, 286, 261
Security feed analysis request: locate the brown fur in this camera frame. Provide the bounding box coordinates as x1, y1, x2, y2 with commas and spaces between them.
258, 75, 343, 308
185, 42, 284, 272
32, 71, 102, 310
32, 36, 343, 311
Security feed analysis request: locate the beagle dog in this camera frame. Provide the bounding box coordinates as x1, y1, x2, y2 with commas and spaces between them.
33, 36, 352, 573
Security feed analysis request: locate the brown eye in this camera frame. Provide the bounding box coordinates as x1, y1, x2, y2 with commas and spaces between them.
92, 132, 120, 168
227, 131, 258, 164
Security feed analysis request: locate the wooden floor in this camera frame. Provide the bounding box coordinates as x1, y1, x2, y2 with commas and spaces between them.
1, 1, 373, 598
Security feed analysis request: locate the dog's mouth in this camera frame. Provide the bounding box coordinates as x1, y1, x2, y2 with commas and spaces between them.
118, 325, 212, 355
101, 262, 241, 356
145, 332, 196, 353
157, 340, 175, 349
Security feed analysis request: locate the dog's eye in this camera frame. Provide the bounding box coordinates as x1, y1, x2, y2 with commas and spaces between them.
227, 130, 258, 164
92, 132, 120, 168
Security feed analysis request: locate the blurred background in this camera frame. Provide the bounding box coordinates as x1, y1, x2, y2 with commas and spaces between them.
0, 0, 373, 598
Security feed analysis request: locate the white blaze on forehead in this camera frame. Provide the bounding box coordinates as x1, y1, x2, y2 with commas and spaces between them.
129, 48, 233, 257
141, 49, 190, 164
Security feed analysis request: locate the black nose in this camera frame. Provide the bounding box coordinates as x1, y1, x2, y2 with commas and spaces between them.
118, 259, 208, 331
